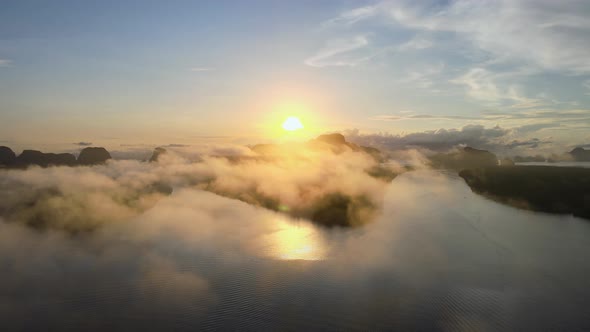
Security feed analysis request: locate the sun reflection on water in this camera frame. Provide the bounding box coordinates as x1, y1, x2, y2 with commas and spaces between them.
254, 219, 326, 261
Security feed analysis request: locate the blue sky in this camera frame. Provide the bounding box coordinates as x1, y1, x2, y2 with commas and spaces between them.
1, 0, 590, 153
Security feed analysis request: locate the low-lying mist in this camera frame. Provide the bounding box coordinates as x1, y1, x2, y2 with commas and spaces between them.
0, 137, 402, 232
0, 140, 414, 329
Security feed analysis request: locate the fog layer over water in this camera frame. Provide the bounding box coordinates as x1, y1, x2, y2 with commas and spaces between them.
516, 161, 590, 168
1, 168, 589, 331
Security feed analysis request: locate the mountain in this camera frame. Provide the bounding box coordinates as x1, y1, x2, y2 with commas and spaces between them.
569, 147, 590, 162
77, 147, 112, 165
15, 150, 48, 167
149, 147, 167, 162
47, 153, 78, 166
14, 150, 77, 167
0, 146, 16, 166
430, 147, 498, 170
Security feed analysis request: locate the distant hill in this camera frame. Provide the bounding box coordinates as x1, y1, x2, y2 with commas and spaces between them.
569, 147, 590, 162
149, 147, 167, 162
513, 155, 547, 163
460, 166, 590, 220
15, 150, 77, 167
430, 146, 498, 170
509, 147, 590, 163
0, 146, 16, 167
0, 146, 110, 168
78, 147, 112, 165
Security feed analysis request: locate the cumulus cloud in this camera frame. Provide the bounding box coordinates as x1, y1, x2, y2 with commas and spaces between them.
73, 142, 93, 146
346, 125, 509, 152
371, 109, 590, 136
345, 124, 560, 155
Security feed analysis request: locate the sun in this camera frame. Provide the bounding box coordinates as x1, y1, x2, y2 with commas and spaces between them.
282, 116, 304, 131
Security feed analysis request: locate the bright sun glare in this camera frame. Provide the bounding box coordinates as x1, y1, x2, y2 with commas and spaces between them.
282, 116, 304, 131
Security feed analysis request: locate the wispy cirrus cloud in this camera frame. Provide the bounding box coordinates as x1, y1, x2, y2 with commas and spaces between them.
450, 68, 546, 108
189, 67, 215, 72
512, 123, 561, 135
388, 0, 590, 74
304, 35, 371, 68
371, 114, 479, 121
322, 5, 381, 26
373, 109, 590, 124
450, 68, 503, 102
320, 0, 590, 112
397, 36, 433, 52
399, 63, 444, 89
484, 109, 590, 122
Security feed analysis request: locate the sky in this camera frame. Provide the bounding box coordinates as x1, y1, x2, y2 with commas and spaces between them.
1, 0, 590, 154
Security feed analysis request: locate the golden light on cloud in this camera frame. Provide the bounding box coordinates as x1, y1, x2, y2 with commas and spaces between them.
282, 116, 304, 131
